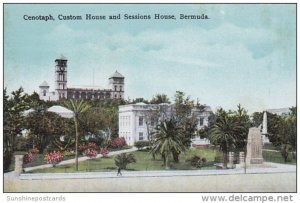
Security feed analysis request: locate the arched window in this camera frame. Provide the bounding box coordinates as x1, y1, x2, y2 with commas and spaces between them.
114, 85, 117, 91
43, 90, 46, 96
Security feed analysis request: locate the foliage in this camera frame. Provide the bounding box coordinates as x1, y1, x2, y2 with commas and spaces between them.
233, 104, 251, 152
64, 100, 91, 171
45, 151, 64, 166
63, 149, 75, 157
131, 98, 149, 104
24, 110, 65, 153
150, 94, 170, 104
32, 148, 219, 173
134, 141, 151, 150
78, 142, 97, 153
23, 153, 34, 164
151, 119, 186, 169
114, 153, 136, 169
172, 91, 207, 162
4, 87, 30, 171
208, 107, 244, 168
111, 137, 127, 148
84, 148, 98, 158
30, 146, 39, 154
99, 148, 110, 157
252, 107, 296, 162
187, 155, 207, 168
280, 144, 292, 163
252, 111, 282, 146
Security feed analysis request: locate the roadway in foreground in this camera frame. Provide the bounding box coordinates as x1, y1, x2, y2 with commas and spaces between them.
4, 172, 296, 192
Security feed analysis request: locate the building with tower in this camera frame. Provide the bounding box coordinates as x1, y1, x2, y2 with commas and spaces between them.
39, 56, 125, 101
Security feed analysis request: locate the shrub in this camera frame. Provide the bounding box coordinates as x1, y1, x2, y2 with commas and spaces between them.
23, 153, 34, 164
188, 155, 207, 168
84, 148, 98, 158
78, 143, 87, 153
134, 141, 151, 150
99, 147, 110, 157
64, 149, 75, 157
45, 144, 59, 153
79, 142, 97, 153
114, 153, 136, 169
111, 137, 126, 149
45, 151, 64, 166
30, 146, 39, 154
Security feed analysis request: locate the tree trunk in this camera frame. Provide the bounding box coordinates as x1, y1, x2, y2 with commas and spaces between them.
74, 118, 79, 171
223, 151, 228, 168
165, 154, 170, 169
172, 150, 180, 163
162, 154, 166, 166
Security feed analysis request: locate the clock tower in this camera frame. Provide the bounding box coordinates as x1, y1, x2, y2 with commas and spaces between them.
55, 55, 68, 99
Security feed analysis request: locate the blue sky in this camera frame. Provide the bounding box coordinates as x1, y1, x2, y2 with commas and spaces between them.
4, 4, 296, 113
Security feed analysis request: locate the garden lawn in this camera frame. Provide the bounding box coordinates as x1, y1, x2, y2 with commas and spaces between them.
29, 147, 220, 173
263, 151, 296, 165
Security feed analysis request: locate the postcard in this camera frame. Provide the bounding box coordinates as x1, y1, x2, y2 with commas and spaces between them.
2, 2, 297, 199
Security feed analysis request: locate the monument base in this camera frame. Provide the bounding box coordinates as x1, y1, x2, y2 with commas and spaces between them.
247, 158, 264, 165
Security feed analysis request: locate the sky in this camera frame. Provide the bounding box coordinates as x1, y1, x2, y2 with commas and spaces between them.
3, 4, 296, 113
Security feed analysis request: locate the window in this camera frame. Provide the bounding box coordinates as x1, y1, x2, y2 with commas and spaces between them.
120, 86, 122, 91
200, 118, 204, 126
139, 117, 143, 126
114, 85, 117, 91
43, 90, 46, 96
150, 117, 155, 126
139, 132, 143, 141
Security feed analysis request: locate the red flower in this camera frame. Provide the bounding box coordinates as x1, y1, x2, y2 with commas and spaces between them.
23, 153, 34, 164
30, 146, 39, 154
99, 148, 110, 157
111, 137, 126, 148
45, 151, 64, 166
84, 148, 98, 158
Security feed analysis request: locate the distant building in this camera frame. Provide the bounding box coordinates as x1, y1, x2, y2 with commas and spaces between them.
39, 56, 125, 101
118, 103, 213, 146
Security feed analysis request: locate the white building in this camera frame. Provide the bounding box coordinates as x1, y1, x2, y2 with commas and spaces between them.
119, 103, 213, 146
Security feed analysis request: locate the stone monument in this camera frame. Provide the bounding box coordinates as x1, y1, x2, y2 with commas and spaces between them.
14, 155, 24, 174
228, 152, 234, 168
262, 111, 268, 135
246, 127, 264, 165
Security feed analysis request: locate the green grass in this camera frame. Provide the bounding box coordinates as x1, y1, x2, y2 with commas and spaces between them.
263, 151, 296, 165
262, 143, 280, 150
29, 147, 221, 173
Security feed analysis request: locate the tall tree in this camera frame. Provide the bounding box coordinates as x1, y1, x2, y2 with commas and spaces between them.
277, 107, 297, 162
252, 111, 281, 146
64, 100, 90, 171
3, 87, 29, 171
208, 108, 242, 168
234, 104, 251, 152
172, 91, 203, 162
25, 110, 59, 153
151, 119, 185, 169
150, 94, 171, 104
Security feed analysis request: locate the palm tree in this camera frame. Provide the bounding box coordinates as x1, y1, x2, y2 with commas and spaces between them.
114, 153, 136, 169
64, 100, 90, 171
209, 109, 241, 168
151, 119, 185, 169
